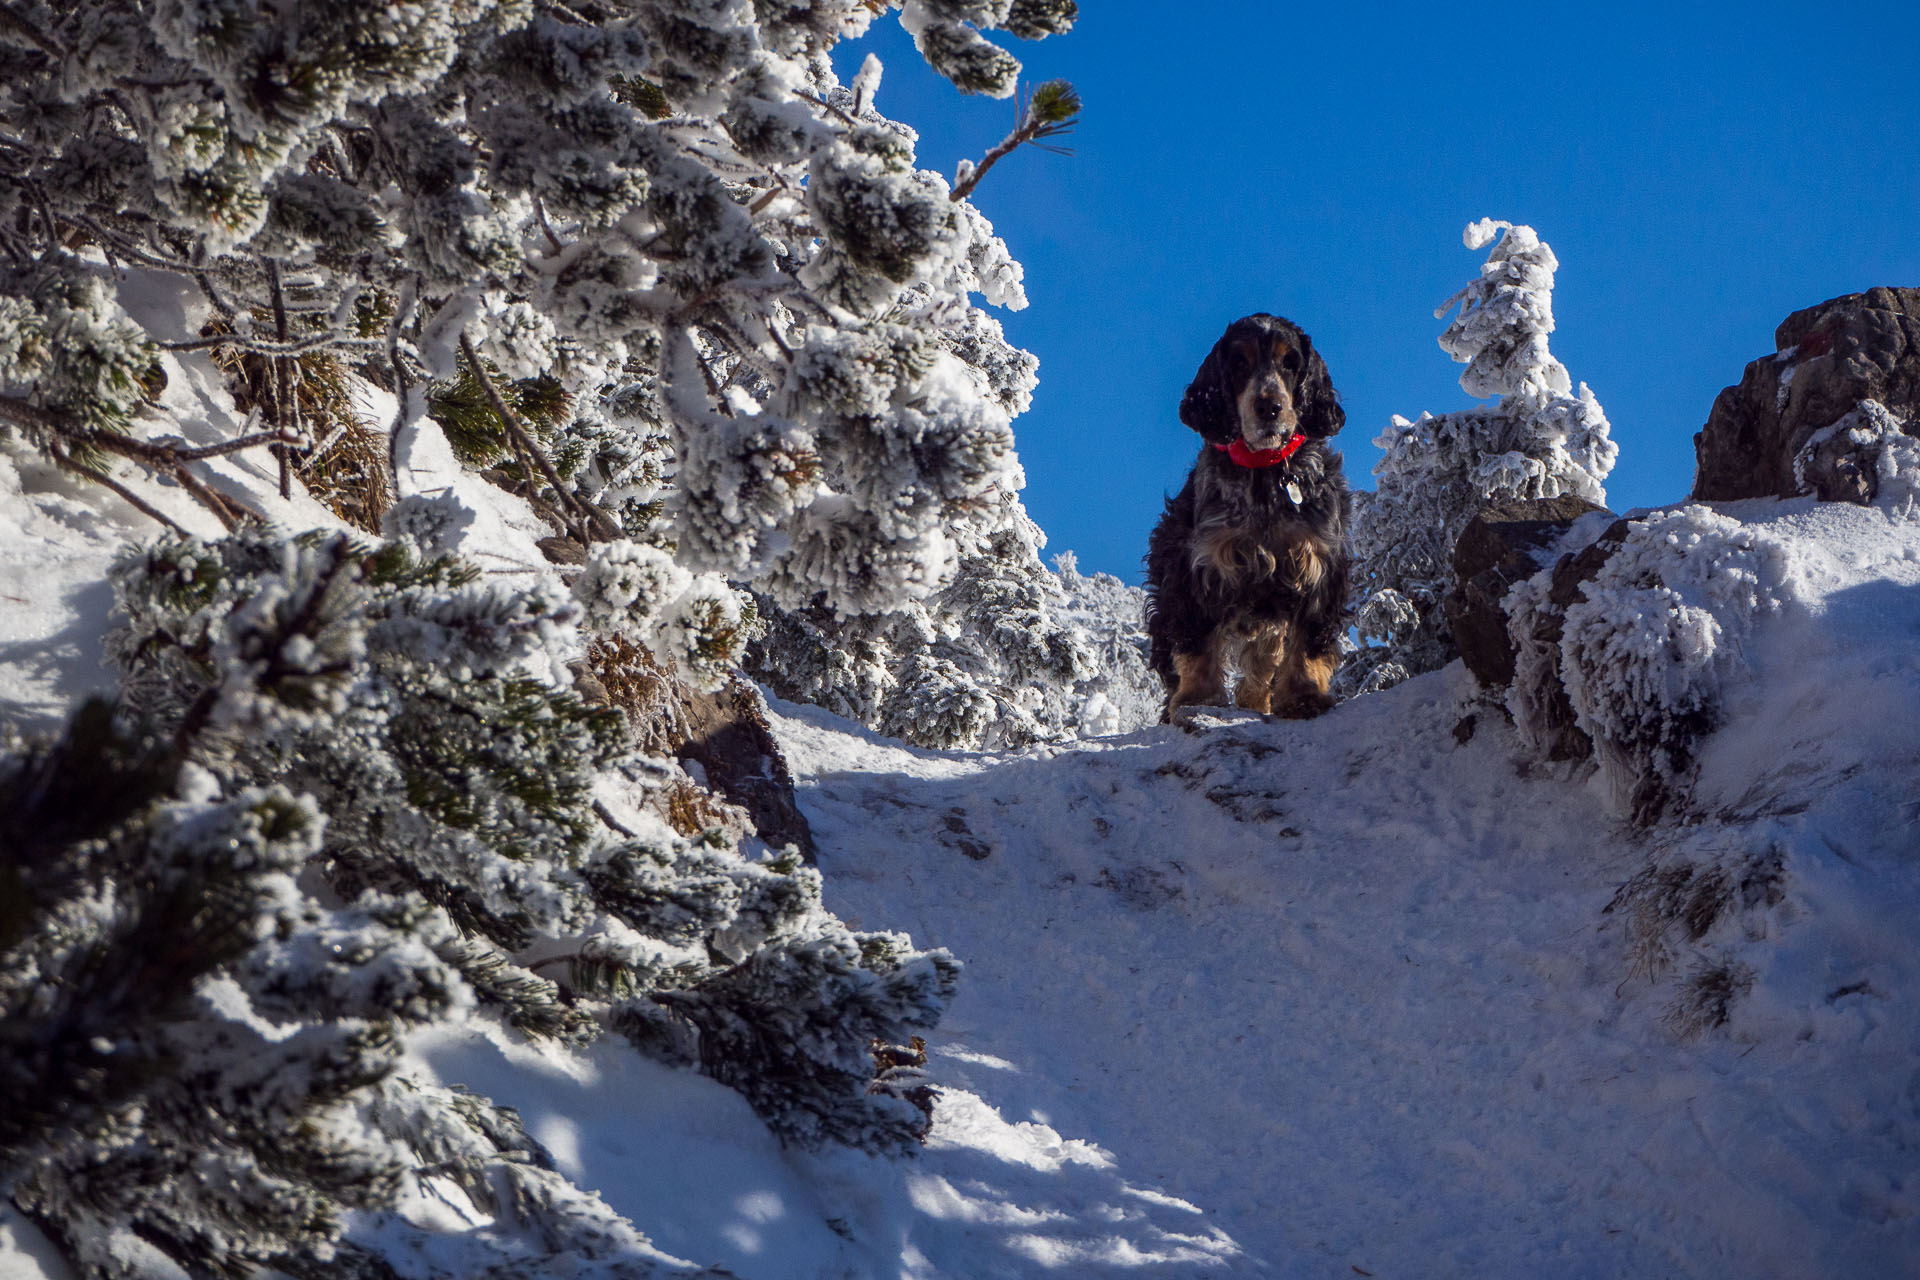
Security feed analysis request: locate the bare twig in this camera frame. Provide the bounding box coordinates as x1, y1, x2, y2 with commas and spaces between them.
267, 257, 292, 498
748, 180, 794, 215
0, 394, 289, 529
159, 331, 379, 356
592, 799, 637, 839
18, 418, 300, 470
158, 461, 249, 529
800, 91, 857, 128
302, 421, 350, 470
501, 423, 553, 528
191, 270, 238, 321
687, 332, 736, 419
700, 314, 783, 386
46, 440, 187, 534
539, 0, 595, 26
384, 275, 419, 481
0, 391, 65, 437
67, 214, 208, 280
533, 196, 567, 254
22, 176, 60, 250
162, 429, 305, 462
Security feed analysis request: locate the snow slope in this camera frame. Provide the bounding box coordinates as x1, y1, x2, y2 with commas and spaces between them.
766, 495, 1920, 1278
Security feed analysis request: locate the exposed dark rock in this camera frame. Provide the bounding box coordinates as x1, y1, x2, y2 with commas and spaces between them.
1445, 495, 1612, 688
587, 635, 816, 860
1796, 399, 1912, 505
675, 676, 817, 862
536, 534, 588, 565
1693, 286, 1920, 502
1512, 517, 1635, 765
1547, 517, 1634, 612
1797, 420, 1878, 505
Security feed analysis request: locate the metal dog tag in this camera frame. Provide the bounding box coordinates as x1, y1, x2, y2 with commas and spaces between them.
1286, 480, 1303, 506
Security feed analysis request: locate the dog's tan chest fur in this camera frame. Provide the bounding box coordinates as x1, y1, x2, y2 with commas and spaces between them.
1191, 523, 1330, 592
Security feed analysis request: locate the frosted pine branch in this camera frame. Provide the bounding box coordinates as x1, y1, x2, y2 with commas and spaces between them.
951, 80, 1081, 202
458, 332, 620, 544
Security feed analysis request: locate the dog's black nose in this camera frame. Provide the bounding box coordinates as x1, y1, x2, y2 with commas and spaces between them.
1255, 398, 1284, 422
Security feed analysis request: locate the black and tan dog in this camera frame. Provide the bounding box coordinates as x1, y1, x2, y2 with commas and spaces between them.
1145, 314, 1350, 721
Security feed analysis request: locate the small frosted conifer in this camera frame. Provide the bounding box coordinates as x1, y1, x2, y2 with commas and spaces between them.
1343, 219, 1618, 695
750, 506, 1162, 750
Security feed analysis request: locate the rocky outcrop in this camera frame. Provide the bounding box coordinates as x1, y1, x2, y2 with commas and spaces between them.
1509, 517, 1633, 767
1693, 286, 1920, 502
583, 635, 816, 860
1445, 495, 1612, 689
676, 676, 817, 861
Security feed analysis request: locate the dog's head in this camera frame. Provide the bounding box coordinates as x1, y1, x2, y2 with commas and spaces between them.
1178, 314, 1344, 450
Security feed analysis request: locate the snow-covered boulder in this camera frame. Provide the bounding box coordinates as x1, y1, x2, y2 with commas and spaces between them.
1503, 504, 1797, 822
1693, 286, 1920, 502
1501, 486, 1919, 826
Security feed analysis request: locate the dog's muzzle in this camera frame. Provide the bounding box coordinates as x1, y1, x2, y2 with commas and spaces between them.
1245, 412, 1296, 450
1240, 382, 1298, 447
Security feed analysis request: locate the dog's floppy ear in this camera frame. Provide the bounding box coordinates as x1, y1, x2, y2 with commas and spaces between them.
1295, 330, 1345, 439
1178, 331, 1236, 442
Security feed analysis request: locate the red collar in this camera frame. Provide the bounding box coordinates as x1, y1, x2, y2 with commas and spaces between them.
1212, 435, 1305, 468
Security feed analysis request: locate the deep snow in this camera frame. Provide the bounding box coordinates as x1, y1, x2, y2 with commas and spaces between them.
4, 333, 1919, 1277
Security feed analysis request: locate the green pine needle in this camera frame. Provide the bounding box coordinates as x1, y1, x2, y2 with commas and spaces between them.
610, 75, 671, 120
1027, 79, 1081, 128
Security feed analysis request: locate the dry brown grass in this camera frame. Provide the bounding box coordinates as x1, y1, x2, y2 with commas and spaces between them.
1665, 958, 1757, 1039
1606, 837, 1785, 1036
583, 633, 743, 840
210, 325, 391, 532
585, 633, 679, 753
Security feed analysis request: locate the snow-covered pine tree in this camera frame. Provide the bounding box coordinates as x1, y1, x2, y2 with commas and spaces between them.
1, 520, 960, 1276
0, 0, 1076, 606
749, 501, 1161, 750
0, 708, 450, 1280
1, 646, 711, 1279
0, 0, 1093, 737
0, 2, 1081, 1273
1049, 551, 1161, 736
741, 71, 1130, 751
1341, 219, 1618, 696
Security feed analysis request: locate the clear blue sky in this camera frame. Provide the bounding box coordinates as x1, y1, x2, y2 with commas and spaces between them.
835, 2, 1920, 581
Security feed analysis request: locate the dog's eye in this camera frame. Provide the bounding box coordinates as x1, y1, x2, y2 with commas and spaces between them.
1282, 350, 1303, 373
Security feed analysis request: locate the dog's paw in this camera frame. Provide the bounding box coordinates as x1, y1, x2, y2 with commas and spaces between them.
1172, 706, 1267, 733
1275, 691, 1335, 720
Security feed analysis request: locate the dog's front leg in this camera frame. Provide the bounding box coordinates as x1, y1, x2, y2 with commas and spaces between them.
1233, 624, 1287, 714
1274, 644, 1338, 719
1166, 638, 1230, 719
